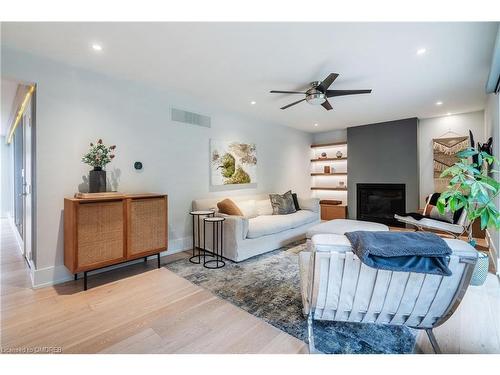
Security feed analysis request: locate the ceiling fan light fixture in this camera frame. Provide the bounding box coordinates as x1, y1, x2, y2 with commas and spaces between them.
305, 92, 326, 105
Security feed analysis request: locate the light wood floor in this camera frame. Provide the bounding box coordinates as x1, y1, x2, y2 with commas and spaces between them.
0, 219, 306, 354
1, 219, 499, 354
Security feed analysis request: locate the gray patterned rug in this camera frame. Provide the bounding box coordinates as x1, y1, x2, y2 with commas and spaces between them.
166, 242, 416, 354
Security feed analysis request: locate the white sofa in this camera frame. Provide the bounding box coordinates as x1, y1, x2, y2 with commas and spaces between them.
192, 193, 320, 262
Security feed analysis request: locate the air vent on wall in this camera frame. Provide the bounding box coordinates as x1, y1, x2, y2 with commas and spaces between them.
171, 107, 211, 128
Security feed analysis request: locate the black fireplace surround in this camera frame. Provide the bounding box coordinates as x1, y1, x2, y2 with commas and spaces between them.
357, 183, 406, 227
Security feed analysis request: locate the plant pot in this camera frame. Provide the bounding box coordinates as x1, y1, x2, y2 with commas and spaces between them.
470, 251, 489, 286
89, 167, 106, 193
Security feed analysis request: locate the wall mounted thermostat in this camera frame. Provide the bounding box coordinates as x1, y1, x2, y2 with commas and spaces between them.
134, 161, 143, 170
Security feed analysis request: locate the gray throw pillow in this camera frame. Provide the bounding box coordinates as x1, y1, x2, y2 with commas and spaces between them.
269, 190, 297, 215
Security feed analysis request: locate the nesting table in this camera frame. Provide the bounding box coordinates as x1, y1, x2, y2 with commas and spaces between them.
189, 210, 225, 269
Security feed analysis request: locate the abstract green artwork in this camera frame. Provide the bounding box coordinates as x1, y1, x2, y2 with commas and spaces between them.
210, 140, 257, 185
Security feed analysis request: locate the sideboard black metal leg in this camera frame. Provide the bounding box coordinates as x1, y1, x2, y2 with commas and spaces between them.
74, 273, 77, 281
157, 253, 161, 268
144, 256, 148, 262
84, 271, 88, 291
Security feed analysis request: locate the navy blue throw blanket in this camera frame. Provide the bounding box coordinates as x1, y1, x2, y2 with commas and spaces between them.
344, 231, 453, 276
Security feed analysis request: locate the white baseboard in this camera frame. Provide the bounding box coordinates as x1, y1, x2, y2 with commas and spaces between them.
7, 213, 24, 256
31, 236, 192, 289
485, 229, 499, 276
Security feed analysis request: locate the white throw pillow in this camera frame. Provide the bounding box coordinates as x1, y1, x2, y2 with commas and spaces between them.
235, 200, 257, 218
256, 199, 273, 216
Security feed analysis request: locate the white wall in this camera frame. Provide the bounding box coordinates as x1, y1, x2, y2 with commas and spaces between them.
418, 111, 485, 207
0, 136, 14, 218
1, 47, 312, 286
312, 129, 347, 144
484, 93, 499, 273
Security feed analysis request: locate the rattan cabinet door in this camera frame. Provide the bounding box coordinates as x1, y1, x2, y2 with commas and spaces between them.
127, 197, 167, 257
77, 201, 125, 270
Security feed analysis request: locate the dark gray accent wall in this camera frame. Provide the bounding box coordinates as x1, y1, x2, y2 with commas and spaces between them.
347, 118, 419, 219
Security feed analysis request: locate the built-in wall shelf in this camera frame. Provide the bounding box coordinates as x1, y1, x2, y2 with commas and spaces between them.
311, 172, 348, 176
310, 157, 347, 162
310, 141, 348, 148
311, 187, 348, 191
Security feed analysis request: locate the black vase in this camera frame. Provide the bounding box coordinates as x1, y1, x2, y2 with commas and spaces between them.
89, 167, 106, 193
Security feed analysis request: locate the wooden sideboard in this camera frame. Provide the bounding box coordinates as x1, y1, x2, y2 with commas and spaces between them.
64, 193, 168, 289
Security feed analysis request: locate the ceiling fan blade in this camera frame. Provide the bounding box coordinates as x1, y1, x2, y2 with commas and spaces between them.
270, 90, 306, 94
321, 100, 333, 111
318, 73, 339, 92
280, 98, 306, 110
326, 89, 372, 97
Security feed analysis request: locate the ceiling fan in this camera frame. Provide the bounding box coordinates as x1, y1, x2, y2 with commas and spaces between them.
270, 73, 372, 111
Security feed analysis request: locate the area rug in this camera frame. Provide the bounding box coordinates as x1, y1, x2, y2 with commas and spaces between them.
165, 242, 417, 354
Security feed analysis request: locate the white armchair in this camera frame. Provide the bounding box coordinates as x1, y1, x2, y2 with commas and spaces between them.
299, 234, 478, 353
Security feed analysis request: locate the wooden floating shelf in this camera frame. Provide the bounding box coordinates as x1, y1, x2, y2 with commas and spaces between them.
311, 173, 347, 176
311, 187, 348, 191
310, 157, 347, 162
311, 141, 347, 148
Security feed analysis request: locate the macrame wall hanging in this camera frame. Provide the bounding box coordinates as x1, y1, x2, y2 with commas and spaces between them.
433, 135, 469, 192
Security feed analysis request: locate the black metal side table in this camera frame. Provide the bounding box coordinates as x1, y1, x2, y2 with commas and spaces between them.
203, 216, 225, 269
189, 210, 215, 264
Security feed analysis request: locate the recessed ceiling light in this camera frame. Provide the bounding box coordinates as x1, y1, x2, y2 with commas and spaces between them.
416, 48, 427, 55
314, 123, 318, 127
91, 43, 103, 51
250, 101, 256, 105
436, 101, 443, 106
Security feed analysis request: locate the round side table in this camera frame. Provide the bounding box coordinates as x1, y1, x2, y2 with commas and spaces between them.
189, 210, 215, 264
203, 216, 225, 269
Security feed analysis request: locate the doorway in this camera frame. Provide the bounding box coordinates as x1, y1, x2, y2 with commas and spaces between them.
1, 80, 36, 267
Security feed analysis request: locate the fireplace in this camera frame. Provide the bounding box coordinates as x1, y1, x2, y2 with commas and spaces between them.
357, 183, 406, 226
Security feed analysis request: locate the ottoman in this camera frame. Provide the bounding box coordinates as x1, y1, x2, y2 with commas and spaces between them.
305, 219, 389, 250
306, 219, 389, 239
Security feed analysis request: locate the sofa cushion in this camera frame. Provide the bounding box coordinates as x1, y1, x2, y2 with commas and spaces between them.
269, 190, 297, 215
217, 198, 243, 216
247, 215, 292, 238
256, 199, 273, 216
247, 210, 318, 239
288, 210, 318, 228
236, 200, 258, 218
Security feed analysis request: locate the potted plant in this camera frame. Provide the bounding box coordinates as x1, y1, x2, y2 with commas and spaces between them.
82, 139, 116, 193
437, 147, 500, 285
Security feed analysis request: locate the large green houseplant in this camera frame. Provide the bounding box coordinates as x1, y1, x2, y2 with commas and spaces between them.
437, 148, 500, 244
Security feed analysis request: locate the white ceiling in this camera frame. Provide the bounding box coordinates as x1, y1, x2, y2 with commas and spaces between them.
1, 79, 18, 137
1, 22, 498, 132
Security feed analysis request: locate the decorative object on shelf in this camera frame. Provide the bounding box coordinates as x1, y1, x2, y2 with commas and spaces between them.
210, 140, 257, 186
339, 181, 345, 188
437, 147, 499, 286
320, 152, 327, 159
336, 150, 343, 158
134, 161, 143, 170
330, 165, 335, 174
432, 133, 468, 193
323, 165, 330, 174
82, 139, 116, 193
74, 192, 124, 199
